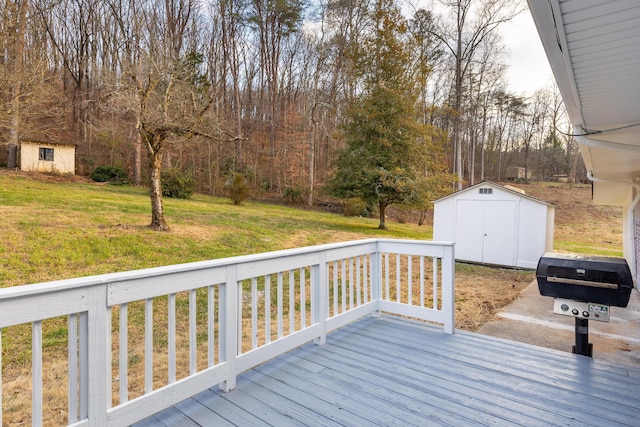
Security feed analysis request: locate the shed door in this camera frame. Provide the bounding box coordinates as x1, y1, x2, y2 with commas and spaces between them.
455, 201, 485, 262
455, 200, 516, 266
482, 201, 516, 266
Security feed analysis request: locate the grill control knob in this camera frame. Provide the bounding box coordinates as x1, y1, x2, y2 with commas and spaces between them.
572, 309, 579, 315
582, 311, 589, 317
561, 304, 569, 312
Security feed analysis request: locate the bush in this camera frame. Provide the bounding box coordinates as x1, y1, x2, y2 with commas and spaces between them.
225, 173, 251, 205
284, 187, 304, 205
90, 165, 129, 185
161, 168, 195, 199
343, 197, 368, 217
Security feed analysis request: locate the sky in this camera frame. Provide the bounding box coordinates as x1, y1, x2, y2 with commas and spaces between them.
499, 7, 555, 96
405, 0, 556, 96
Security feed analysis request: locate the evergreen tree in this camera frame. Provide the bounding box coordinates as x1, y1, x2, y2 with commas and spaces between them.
328, 0, 429, 229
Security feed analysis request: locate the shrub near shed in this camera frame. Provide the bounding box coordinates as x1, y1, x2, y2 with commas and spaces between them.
90, 165, 129, 185
161, 168, 195, 199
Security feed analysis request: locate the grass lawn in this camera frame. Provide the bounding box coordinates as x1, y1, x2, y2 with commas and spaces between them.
2, 173, 623, 288
0, 171, 431, 288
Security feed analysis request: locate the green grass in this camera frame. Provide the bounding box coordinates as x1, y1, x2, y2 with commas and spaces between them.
0, 172, 429, 288
0, 171, 624, 288
554, 240, 623, 257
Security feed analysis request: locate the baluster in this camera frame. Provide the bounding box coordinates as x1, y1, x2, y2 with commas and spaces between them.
356, 256, 362, 307
79, 311, 88, 418
32, 320, 43, 426
145, 298, 153, 393
300, 267, 306, 329
208, 285, 216, 367
408, 255, 413, 305
341, 260, 347, 312
433, 258, 439, 310
385, 253, 390, 300
333, 261, 340, 316
349, 258, 354, 309
396, 254, 401, 303
277, 272, 283, 339
420, 257, 425, 308
119, 304, 128, 404
68, 313, 79, 421
363, 255, 369, 303
289, 270, 295, 334
252, 278, 258, 350
264, 275, 271, 344
189, 289, 197, 375
168, 294, 176, 383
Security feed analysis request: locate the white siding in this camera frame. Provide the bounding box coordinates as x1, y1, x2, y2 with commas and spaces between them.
20, 142, 75, 175
517, 199, 549, 269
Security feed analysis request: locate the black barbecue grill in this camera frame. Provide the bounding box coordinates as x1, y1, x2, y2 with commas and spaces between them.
536, 252, 634, 356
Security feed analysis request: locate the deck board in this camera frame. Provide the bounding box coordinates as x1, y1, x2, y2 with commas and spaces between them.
133, 315, 640, 426
337, 318, 639, 421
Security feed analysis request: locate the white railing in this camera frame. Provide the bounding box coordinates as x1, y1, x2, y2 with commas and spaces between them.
0, 238, 454, 426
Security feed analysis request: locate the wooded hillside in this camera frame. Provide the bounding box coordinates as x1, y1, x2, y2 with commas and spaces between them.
0, 0, 586, 206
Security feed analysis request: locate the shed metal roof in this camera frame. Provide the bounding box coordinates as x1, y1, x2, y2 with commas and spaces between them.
434, 181, 555, 207
20, 140, 76, 148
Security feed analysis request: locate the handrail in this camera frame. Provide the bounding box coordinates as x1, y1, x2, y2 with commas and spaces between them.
0, 238, 454, 426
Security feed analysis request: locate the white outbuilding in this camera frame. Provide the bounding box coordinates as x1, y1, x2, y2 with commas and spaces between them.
20, 140, 76, 175
433, 181, 555, 269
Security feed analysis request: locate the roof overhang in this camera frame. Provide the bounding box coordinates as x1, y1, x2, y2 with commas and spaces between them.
527, 0, 640, 204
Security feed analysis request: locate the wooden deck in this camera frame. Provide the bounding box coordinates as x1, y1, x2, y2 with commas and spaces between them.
134, 315, 640, 426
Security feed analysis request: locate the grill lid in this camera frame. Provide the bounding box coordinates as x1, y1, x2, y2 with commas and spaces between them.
536, 253, 633, 307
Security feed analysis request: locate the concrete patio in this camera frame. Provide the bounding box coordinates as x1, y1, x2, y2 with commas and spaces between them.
479, 281, 640, 367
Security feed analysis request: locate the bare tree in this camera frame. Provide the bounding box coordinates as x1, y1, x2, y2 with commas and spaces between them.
1, 0, 66, 166
123, 0, 228, 230
429, 0, 522, 189
520, 89, 549, 182
217, 0, 247, 171
106, 0, 146, 184
246, 0, 304, 189
37, 0, 102, 156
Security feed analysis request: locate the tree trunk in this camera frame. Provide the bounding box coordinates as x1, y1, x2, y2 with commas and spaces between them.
568, 138, 580, 188
7, 144, 18, 169
480, 105, 489, 181
309, 119, 316, 206
7, 0, 28, 169
149, 149, 169, 231
8, 69, 21, 169
134, 127, 142, 185
378, 200, 387, 230
453, 1, 464, 191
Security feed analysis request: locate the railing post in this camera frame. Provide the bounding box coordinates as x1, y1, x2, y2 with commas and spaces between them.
314, 256, 327, 345
371, 247, 382, 318
220, 265, 238, 392
87, 285, 110, 426
441, 244, 455, 334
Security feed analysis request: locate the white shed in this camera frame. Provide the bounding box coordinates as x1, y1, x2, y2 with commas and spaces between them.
433, 181, 555, 269
20, 140, 76, 175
